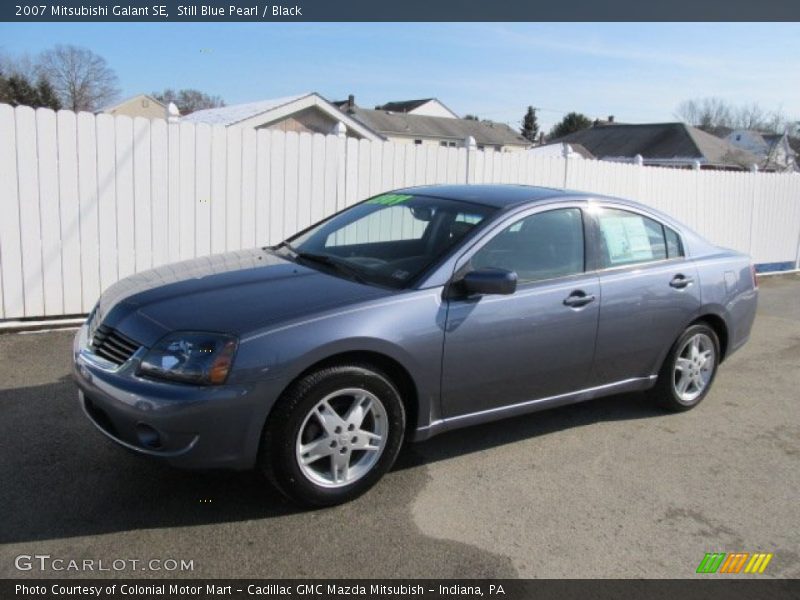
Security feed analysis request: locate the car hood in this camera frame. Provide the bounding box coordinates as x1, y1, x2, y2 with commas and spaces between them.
94, 249, 393, 347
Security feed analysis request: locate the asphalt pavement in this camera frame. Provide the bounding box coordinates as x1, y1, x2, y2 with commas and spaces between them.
1, 274, 798, 578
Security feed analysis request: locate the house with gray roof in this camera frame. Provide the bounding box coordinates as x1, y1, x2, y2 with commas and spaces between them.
528, 141, 595, 160
181, 92, 381, 141
373, 98, 459, 119
101, 94, 167, 120
550, 122, 760, 170
338, 96, 530, 152
182, 92, 528, 151
725, 129, 798, 172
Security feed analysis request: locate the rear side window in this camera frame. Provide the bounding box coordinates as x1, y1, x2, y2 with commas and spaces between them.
596, 208, 668, 268
665, 226, 684, 258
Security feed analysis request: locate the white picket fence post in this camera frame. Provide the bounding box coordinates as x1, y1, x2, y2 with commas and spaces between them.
1, 103, 799, 320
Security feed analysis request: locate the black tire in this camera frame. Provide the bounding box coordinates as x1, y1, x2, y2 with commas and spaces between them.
651, 323, 721, 412
259, 363, 406, 507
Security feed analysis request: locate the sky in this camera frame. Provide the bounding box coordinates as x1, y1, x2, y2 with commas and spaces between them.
1, 22, 798, 132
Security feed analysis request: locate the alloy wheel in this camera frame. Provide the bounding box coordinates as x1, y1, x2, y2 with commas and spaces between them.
673, 333, 716, 404
295, 388, 388, 488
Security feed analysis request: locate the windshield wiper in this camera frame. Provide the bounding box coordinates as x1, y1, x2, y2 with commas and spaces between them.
293, 251, 368, 284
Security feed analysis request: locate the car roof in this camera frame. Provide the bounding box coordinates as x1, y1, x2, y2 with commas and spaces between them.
391, 184, 692, 234
394, 184, 570, 208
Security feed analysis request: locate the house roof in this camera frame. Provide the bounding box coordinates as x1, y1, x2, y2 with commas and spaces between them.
527, 141, 596, 159
551, 122, 759, 169
762, 133, 784, 145
181, 93, 311, 126
375, 99, 435, 112
373, 98, 459, 117
180, 92, 382, 140
568, 143, 595, 159
348, 107, 530, 147
99, 93, 165, 113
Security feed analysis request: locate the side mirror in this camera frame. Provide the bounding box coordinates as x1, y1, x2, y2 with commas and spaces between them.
461, 268, 517, 296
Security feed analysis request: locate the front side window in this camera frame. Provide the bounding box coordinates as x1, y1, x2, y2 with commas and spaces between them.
470, 208, 585, 283
596, 208, 668, 268
282, 194, 495, 288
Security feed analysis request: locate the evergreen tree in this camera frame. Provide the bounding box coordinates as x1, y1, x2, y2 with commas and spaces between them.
521, 106, 539, 142
0, 70, 62, 109
6, 74, 39, 107
549, 112, 593, 139
35, 76, 62, 110
0, 70, 9, 105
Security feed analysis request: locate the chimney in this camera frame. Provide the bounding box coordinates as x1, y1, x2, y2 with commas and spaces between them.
608, 115, 615, 123
347, 94, 355, 113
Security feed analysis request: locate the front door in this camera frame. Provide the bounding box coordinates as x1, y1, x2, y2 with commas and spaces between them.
441, 207, 600, 418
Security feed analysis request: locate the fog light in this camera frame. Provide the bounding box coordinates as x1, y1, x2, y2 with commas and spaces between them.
135, 423, 162, 449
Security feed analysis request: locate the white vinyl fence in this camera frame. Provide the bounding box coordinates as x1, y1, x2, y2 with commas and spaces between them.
1, 103, 799, 320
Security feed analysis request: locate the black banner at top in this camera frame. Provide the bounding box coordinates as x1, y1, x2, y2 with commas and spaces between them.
2, 0, 800, 22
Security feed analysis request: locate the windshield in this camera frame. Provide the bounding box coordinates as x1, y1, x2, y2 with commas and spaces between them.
277, 193, 496, 288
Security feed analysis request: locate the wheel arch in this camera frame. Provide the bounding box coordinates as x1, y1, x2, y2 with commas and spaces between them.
690, 313, 730, 362
272, 350, 421, 439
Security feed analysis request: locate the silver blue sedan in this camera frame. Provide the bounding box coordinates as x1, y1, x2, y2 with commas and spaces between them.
73, 185, 758, 506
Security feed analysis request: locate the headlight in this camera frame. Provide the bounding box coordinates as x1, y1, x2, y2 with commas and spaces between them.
139, 332, 238, 385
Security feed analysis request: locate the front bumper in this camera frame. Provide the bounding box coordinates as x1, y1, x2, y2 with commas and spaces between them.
72, 324, 276, 470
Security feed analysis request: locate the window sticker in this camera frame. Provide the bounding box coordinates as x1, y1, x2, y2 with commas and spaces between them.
366, 194, 413, 206
600, 214, 654, 264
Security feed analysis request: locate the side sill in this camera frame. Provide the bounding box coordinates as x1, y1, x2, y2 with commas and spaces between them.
412, 375, 657, 442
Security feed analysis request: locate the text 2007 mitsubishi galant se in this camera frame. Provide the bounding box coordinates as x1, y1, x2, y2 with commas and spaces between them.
73, 185, 758, 506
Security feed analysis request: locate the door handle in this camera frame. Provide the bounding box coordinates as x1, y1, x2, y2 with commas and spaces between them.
563, 291, 596, 308
669, 274, 694, 289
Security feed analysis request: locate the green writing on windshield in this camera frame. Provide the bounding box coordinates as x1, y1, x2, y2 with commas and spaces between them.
366, 194, 413, 206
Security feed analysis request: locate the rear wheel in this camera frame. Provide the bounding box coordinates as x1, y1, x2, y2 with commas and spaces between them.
652, 323, 720, 412
259, 364, 406, 506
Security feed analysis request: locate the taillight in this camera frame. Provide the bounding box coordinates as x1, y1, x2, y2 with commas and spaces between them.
751, 264, 759, 289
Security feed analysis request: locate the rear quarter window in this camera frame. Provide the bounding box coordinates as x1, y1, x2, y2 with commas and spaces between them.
665, 226, 684, 258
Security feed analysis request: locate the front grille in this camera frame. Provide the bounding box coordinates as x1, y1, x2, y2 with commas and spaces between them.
91, 324, 140, 366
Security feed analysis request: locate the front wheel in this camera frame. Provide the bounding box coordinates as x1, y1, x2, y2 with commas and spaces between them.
259, 364, 406, 507
651, 323, 720, 412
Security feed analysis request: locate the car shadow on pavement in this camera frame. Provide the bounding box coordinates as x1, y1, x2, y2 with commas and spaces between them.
396, 391, 666, 470
0, 374, 664, 546
0, 376, 299, 545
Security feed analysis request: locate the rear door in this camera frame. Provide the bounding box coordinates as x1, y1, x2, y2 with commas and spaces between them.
440, 205, 600, 418
588, 205, 701, 385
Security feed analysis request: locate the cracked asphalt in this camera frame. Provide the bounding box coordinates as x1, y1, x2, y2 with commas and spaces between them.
1, 274, 798, 579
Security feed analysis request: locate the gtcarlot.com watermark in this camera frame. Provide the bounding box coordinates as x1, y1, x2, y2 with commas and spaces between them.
14, 554, 195, 573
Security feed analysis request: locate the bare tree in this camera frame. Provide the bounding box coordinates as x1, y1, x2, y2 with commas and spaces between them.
37, 44, 119, 111
675, 97, 733, 131
734, 102, 768, 131
153, 88, 224, 115
0, 51, 38, 81
676, 97, 793, 134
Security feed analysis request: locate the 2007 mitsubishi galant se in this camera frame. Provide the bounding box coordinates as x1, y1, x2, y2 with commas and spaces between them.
73, 185, 758, 505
